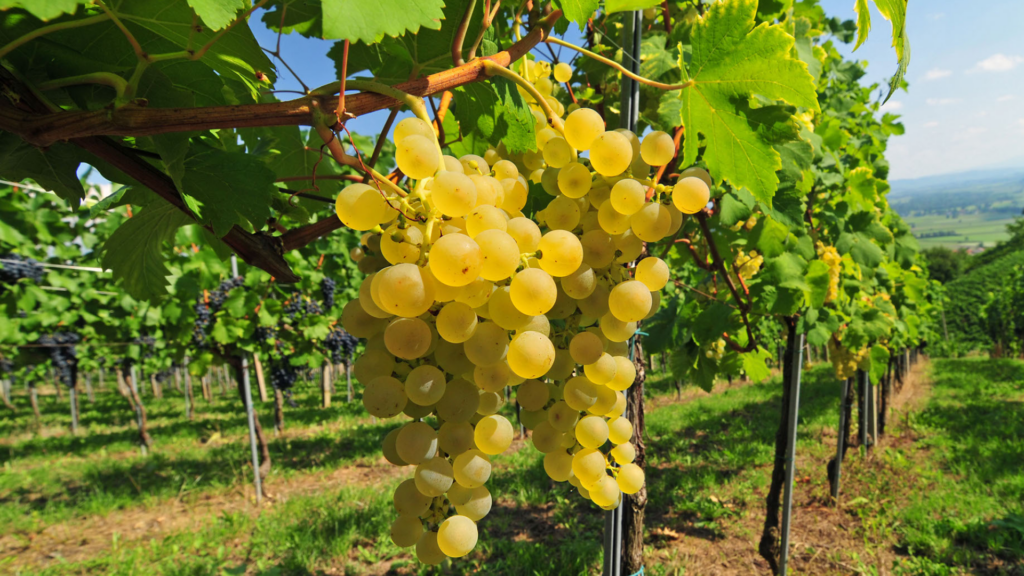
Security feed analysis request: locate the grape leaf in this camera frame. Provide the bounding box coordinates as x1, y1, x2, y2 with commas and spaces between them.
321, 0, 445, 44
605, 0, 662, 14
0, 134, 84, 204
640, 36, 676, 80
449, 81, 536, 157
853, 0, 872, 50
0, 0, 89, 21
186, 0, 245, 30
854, 0, 911, 103
179, 143, 276, 236
804, 260, 830, 308
261, 0, 323, 37
555, 0, 599, 30
671, 0, 819, 205
100, 199, 193, 300
740, 347, 772, 382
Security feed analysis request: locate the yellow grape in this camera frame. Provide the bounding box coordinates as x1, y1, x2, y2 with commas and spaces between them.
575, 416, 609, 449
507, 331, 556, 378
433, 341, 474, 376
335, 183, 389, 231
532, 421, 564, 452
437, 378, 481, 422
492, 159, 518, 180
547, 348, 575, 380
616, 462, 645, 494
437, 516, 478, 558
405, 364, 447, 406
396, 421, 438, 464
383, 428, 408, 466
429, 233, 483, 287
516, 379, 550, 411
563, 376, 599, 411
608, 416, 633, 444
564, 108, 605, 151
376, 264, 435, 318
432, 171, 478, 217
477, 390, 503, 415
547, 400, 580, 432
359, 273, 392, 318
608, 355, 637, 391
581, 229, 616, 269
455, 277, 494, 308
640, 130, 675, 166
605, 390, 626, 418
416, 531, 445, 565
436, 301, 479, 344
447, 482, 474, 506
600, 312, 637, 343
590, 131, 632, 176
474, 414, 513, 455
469, 174, 499, 207
588, 385, 618, 416
381, 223, 424, 265
507, 217, 541, 253
394, 478, 432, 516
547, 284, 578, 319
397, 134, 440, 179
500, 177, 528, 212
543, 136, 573, 168
584, 353, 617, 385
510, 268, 557, 315
558, 162, 593, 198
460, 153, 490, 176
537, 230, 584, 277
630, 202, 671, 242
384, 317, 432, 360
614, 230, 643, 264
352, 348, 396, 384
598, 201, 632, 235
570, 331, 604, 365
572, 447, 606, 487
609, 280, 653, 323
610, 442, 636, 465
443, 154, 465, 173
672, 176, 711, 214
680, 166, 713, 188
646, 290, 661, 319
635, 257, 669, 291
463, 321, 509, 367
610, 179, 646, 216
544, 450, 574, 481
542, 195, 581, 231
390, 515, 423, 548
415, 456, 454, 497
364, 375, 408, 418
562, 264, 597, 300
455, 485, 492, 521
488, 286, 532, 331
554, 62, 573, 83
453, 449, 491, 488
394, 117, 435, 143
438, 421, 475, 456
590, 475, 620, 507
466, 205, 508, 238
518, 314, 551, 338
475, 229, 519, 281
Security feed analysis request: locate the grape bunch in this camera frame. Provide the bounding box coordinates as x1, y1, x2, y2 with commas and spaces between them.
254, 324, 278, 346
328, 56, 721, 563
827, 337, 869, 380
38, 332, 79, 388
191, 276, 245, 348
321, 277, 337, 310
733, 250, 763, 281
269, 357, 298, 391
704, 338, 727, 360
816, 242, 842, 304
0, 357, 13, 375
324, 327, 358, 364
0, 253, 44, 285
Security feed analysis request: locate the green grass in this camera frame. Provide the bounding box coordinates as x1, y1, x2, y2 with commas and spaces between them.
2, 359, 1022, 575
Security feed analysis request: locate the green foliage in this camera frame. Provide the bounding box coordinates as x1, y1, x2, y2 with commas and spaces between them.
321, 0, 445, 43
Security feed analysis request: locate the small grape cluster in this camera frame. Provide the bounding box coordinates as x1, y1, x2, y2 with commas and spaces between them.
0, 253, 44, 285
283, 296, 323, 320
324, 327, 357, 364
704, 338, 727, 360
38, 332, 79, 388
134, 335, 157, 359
827, 337, 869, 380
191, 276, 245, 348
254, 325, 278, 346
268, 358, 298, 391
320, 277, 336, 310
816, 242, 842, 304
733, 250, 763, 281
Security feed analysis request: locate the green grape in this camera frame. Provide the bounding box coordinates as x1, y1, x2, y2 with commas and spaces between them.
562, 264, 597, 300
390, 514, 423, 547
554, 62, 573, 83
396, 421, 438, 464
488, 286, 532, 331
432, 171, 478, 217
516, 379, 550, 411
616, 462, 645, 494
581, 229, 615, 269
335, 183, 389, 231
640, 130, 675, 166
590, 474, 620, 507
377, 264, 435, 318
364, 375, 408, 418
589, 131, 633, 176
557, 162, 593, 198
436, 302, 478, 344
548, 400, 580, 432
394, 478, 432, 516
537, 230, 584, 277
570, 331, 604, 365
531, 421, 564, 452
384, 317, 432, 360
415, 456, 455, 497
394, 117, 435, 143
635, 257, 669, 291
572, 447, 606, 487
507, 331, 556, 378
397, 134, 440, 179
455, 486, 492, 521
437, 515, 478, 558
598, 201, 632, 235
510, 268, 557, 315
542, 195, 581, 231
610, 179, 646, 216
474, 414, 513, 455
574, 415, 610, 449
438, 421, 475, 456
563, 376, 599, 411
453, 449, 491, 488
405, 364, 447, 406
547, 348, 575, 380
584, 353, 617, 385
564, 108, 605, 151
447, 482, 474, 506
464, 322, 509, 367
477, 389, 503, 415
437, 378, 481, 422
577, 281, 611, 318
416, 531, 446, 565
342, 298, 388, 338
507, 217, 542, 253
544, 450, 574, 481
359, 273, 392, 318
429, 233, 483, 287
608, 355, 637, 391
672, 176, 711, 214
353, 348, 396, 384
610, 442, 636, 465
608, 416, 633, 444
473, 361, 511, 393
543, 136, 573, 168
609, 280, 653, 322
475, 229, 519, 281
383, 428, 409, 466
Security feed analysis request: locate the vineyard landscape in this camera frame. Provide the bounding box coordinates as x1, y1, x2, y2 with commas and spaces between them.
0, 1, 1021, 575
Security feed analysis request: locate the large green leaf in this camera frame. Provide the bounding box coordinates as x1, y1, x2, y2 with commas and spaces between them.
180, 143, 277, 236
854, 0, 911, 103
321, 0, 445, 43
449, 81, 536, 157
740, 347, 772, 382
100, 200, 193, 300
555, 0, 599, 30
0, 134, 84, 204
0, 0, 89, 21
186, 0, 245, 30
672, 0, 819, 204
605, 0, 661, 14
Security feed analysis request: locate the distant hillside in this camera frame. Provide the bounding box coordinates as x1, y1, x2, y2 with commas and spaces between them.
890, 167, 1024, 198
944, 250, 1024, 349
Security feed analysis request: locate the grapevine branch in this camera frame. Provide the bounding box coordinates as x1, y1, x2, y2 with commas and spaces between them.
696, 212, 757, 353
545, 37, 694, 91
0, 10, 564, 148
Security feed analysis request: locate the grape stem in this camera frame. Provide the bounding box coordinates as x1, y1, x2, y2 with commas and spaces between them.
545, 37, 694, 91
37, 73, 129, 99
695, 212, 757, 353
451, 0, 477, 66
480, 60, 565, 134
467, 0, 503, 61
311, 108, 407, 200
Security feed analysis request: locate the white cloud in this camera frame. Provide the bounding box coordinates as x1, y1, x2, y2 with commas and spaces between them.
880, 100, 904, 112
967, 127, 988, 135
972, 54, 1024, 72
926, 98, 961, 106
923, 121, 940, 128
924, 68, 952, 80
998, 95, 1016, 102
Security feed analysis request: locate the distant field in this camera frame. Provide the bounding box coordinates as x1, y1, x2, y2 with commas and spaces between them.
902, 211, 1016, 250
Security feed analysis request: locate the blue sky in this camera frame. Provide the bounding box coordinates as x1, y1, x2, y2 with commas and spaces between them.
92, 2, 1008, 186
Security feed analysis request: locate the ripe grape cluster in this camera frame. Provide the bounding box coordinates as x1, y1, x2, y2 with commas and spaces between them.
0, 357, 13, 375
827, 337, 869, 380
269, 357, 298, 391
0, 253, 44, 285
329, 58, 713, 563
733, 250, 763, 281
38, 332, 79, 388
321, 277, 336, 310
191, 276, 245, 348
283, 296, 323, 320
324, 327, 357, 364
816, 242, 842, 304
